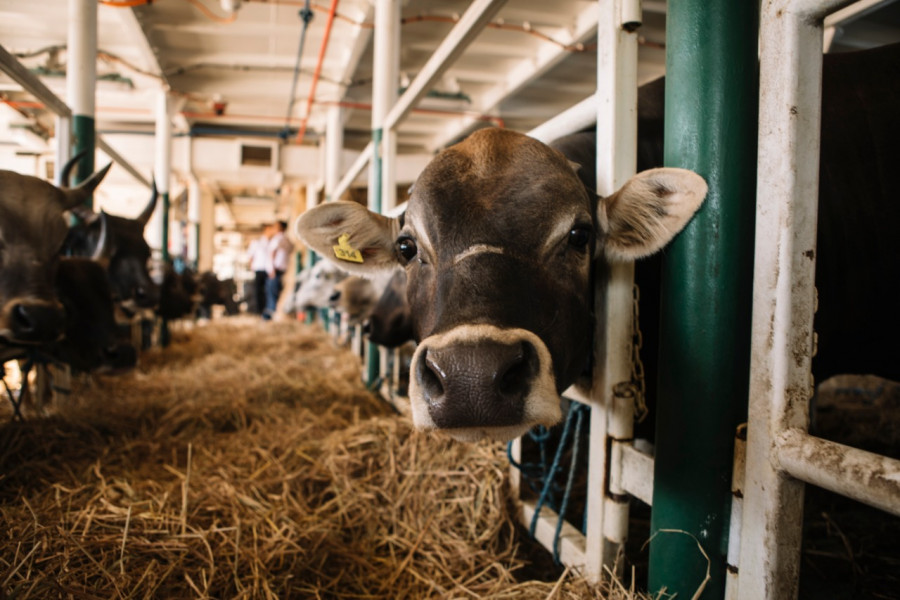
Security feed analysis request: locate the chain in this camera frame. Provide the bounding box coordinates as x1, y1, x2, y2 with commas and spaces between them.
630, 282, 648, 423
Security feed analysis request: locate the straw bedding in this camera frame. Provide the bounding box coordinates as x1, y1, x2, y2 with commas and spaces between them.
1, 319, 645, 599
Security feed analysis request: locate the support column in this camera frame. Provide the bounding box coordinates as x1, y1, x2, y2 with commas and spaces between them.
152, 89, 172, 261
187, 175, 201, 268
648, 0, 758, 598
365, 0, 400, 383
324, 105, 343, 200
66, 0, 97, 191
154, 89, 173, 346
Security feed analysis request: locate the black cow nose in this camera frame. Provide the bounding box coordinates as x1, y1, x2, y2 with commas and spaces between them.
417, 339, 537, 429
10, 302, 65, 343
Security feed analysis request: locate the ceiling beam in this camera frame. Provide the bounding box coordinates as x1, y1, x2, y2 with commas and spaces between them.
384, 0, 509, 132
426, 2, 599, 151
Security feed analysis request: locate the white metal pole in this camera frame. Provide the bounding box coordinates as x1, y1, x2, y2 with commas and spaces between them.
584, 0, 641, 583
738, 1, 857, 599
187, 175, 201, 266
66, 0, 97, 186
324, 105, 344, 201
149, 89, 172, 255
370, 0, 400, 213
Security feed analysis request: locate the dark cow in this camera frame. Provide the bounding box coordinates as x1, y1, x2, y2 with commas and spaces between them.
196, 271, 239, 319
49, 257, 137, 372
297, 128, 706, 442
0, 163, 111, 348
63, 182, 161, 314
158, 262, 201, 320
364, 269, 414, 348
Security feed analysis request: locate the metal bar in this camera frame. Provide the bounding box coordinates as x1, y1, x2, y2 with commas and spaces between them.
738, 2, 857, 599
527, 93, 598, 144
725, 424, 747, 600
382, 0, 508, 131
582, 0, 642, 583
649, 0, 758, 597
67, 0, 98, 186
97, 137, 152, 188
0, 45, 72, 117
518, 500, 588, 568
331, 142, 372, 206
777, 429, 900, 516
610, 441, 654, 506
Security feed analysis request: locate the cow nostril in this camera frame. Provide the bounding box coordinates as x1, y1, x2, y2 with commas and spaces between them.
12, 304, 36, 333
495, 342, 537, 398
417, 348, 446, 402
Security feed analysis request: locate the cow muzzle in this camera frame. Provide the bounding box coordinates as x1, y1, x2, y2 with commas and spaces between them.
0, 299, 66, 344
409, 324, 562, 442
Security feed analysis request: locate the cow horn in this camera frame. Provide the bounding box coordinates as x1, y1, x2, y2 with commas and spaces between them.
57, 149, 89, 187
136, 178, 158, 227
60, 162, 113, 210
91, 211, 110, 260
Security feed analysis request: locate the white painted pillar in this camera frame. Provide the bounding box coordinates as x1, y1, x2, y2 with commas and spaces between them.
370, 0, 400, 213
198, 184, 215, 273
150, 89, 172, 256
584, 0, 640, 583
66, 0, 97, 187
324, 105, 344, 200
187, 176, 201, 265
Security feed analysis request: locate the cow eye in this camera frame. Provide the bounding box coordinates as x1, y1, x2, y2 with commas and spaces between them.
397, 237, 418, 262
568, 226, 591, 250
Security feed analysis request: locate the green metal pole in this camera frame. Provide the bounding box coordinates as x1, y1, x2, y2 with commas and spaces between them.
648, 1, 758, 598
366, 128, 383, 387
71, 115, 95, 192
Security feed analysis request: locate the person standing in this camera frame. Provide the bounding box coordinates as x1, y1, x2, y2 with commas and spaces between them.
263, 220, 294, 320
247, 224, 273, 315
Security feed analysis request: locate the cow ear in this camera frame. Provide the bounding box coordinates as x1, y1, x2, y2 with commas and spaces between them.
295, 201, 401, 275
596, 167, 707, 261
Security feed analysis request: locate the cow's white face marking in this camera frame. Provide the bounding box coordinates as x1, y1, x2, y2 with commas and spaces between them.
452, 244, 504, 266
408, 324, 561, 443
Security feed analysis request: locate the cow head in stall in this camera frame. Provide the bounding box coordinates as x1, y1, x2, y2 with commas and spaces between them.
0, 161, 111, 346
297, 128, 706, 442
63, 180, 160, 315
365, 269, 414, 348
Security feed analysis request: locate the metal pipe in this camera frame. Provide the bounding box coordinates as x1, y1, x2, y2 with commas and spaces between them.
382, 0, 508, 132
649, 0, 758, 598
527, 93, 597, 144
737, 2, 854, 599
324, 105, 343, 200
97, 137, 152, 188
582, 0, 641, 583
777, 428, 900, 516
66, 0, 98, 188
296, 0, 338, 144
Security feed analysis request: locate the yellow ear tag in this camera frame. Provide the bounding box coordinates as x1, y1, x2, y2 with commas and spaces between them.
333, 233, 364, 263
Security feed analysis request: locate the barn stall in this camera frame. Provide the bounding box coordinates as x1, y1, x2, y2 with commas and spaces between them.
1, 0, 899, 599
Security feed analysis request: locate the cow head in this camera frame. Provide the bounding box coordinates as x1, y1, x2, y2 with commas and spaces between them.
64, 181, 160, 313
291, 259, 349, 311
297, 128, 706, 442
0, 163, 111, 345
365, 269, 414, 348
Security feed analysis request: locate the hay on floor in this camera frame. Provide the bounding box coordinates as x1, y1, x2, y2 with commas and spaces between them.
1, 319, 648, 599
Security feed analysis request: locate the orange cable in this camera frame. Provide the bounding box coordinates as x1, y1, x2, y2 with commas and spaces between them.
295, 0, 338, 144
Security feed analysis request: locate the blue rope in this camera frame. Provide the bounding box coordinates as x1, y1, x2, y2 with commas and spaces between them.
551, 404, 586, 563
508, 403, 590, 564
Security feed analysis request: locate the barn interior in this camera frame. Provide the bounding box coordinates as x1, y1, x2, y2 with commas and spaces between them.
1, 0, 899, 599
